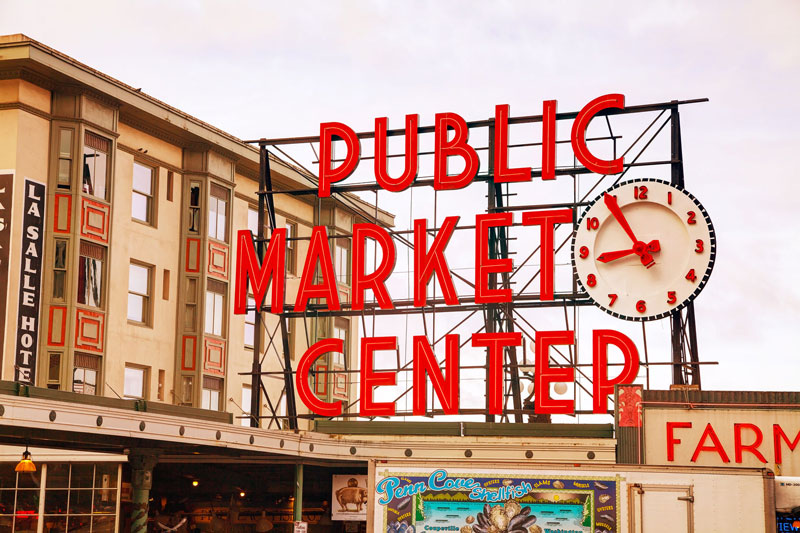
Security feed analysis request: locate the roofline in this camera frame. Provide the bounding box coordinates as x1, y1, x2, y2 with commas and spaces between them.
0, 34, 394, 226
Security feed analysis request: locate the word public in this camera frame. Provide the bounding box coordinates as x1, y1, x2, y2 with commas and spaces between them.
234, 94, 639, 418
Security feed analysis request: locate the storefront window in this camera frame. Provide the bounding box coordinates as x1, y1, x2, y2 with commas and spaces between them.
1, 462, 120, 533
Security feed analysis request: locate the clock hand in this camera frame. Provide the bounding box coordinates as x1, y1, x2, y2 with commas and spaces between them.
603, 193, 639, 243
597, 248, 636, 263
596, 240, 661, 264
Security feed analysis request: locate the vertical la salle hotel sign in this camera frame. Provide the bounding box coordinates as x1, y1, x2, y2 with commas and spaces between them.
14, 179, 45, 384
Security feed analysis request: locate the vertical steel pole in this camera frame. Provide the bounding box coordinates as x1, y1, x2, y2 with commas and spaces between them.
260, 148, 299, 429
669, 104, 701, 387
250, 147, 267, 427
293, 463, 304, 522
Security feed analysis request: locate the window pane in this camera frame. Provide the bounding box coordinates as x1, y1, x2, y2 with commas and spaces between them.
71, 464, 94, 488
48, 354, 61, 382
211, 390, 220, 411
204, 291, 214, 334
78, 256, 102, 308
54, 241, 67, 269
59, 129, 72, 156
82, 147, 107, 200
128, 264, 148, 294
207, 197, 217, 238
43, 516, 66, 532
46, 464, 69, 488
247, 208, 258, 235
67, 515, 90, 532
94, 464, 118, 490
15, 489, 38, 511
124, 367, 144, 399
44, 490, 68, 514
132, 163, 152, 194
0, 489, 14, 513
0, 463, 15, 489
92, 515, 116, 532
68, 489, 93, 514
57, 159, 71, 184
14, 515, 37, 532
213, 293, 223, 336
244, 323, 254, 347
127, 294, 144, 322
131, 192, 149, 222
217, 198, 227, 240
201, 389, 211, 410
17, 469, 41, 489
93, 487, 116, 514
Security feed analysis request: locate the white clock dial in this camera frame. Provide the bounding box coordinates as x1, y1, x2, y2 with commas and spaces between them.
572, 179, 716, 321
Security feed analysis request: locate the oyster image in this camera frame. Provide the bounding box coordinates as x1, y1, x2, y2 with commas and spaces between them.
529, 527, 543, 533
502, 479, 513, 486
598, 494, 611, 504
461, 527, 473, 533
552, 480, 565, 489
469, 501, 537, 533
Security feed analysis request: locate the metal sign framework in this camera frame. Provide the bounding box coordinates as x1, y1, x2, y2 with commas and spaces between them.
244, 98, 709, 430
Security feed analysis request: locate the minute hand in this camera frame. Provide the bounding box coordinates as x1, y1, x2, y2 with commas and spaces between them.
603, 193, 638, 243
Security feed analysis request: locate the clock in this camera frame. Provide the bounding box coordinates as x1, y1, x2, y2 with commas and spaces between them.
571, 178, 716, 321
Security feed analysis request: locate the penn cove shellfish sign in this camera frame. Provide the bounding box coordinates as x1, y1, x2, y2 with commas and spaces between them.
374, 468, 620, 533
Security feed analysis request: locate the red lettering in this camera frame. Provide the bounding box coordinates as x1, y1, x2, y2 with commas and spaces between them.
414, 216, 460, 307
412, 335, 459, 416
521, 209, 573, 301
471, 332, 521, 416
666, 421, 692, 461
734, 423, 767, 463
294, 226, 340, 312
374, 114, 418, 192
592, 330, 640, 414
352, 223, 395, 311
534, 330, 575, 415
319, 122, 360, 197
493, 104, 531, 183
475, 213, 512, 303
691, 423, 730, 463
296, 338, 343, 417
233, 228, 285, 315
359, 336, 397, 417
434, 113, 480, 190
570, 94, 625, 175
774, 424, 800, 465
541, 100, 557, 180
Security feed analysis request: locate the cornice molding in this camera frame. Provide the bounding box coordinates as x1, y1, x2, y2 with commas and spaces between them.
119, 111, 188, 147
0, 101, 51, 121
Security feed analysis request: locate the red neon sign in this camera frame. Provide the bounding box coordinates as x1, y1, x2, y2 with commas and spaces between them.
236, 94, 643, 418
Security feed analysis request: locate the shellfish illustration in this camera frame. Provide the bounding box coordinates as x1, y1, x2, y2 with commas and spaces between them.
552, 480, 565, 489
469, 501, 536, 533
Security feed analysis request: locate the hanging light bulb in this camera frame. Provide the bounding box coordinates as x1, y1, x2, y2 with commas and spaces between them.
15, 447, 35, 473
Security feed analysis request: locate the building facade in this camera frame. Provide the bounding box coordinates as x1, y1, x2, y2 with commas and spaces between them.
0, 34, 392, 427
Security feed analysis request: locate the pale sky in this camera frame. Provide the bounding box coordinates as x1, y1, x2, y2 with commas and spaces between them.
2, 1, 799, 412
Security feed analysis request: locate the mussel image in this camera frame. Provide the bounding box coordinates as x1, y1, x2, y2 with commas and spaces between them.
469, 501, 537, 533
386, 521, 416, 533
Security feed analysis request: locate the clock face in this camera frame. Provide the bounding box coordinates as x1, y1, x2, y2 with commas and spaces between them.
572, 179, 716, 321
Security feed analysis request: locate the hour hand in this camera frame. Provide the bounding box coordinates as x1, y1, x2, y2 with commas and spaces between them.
597, 248, 636, 263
